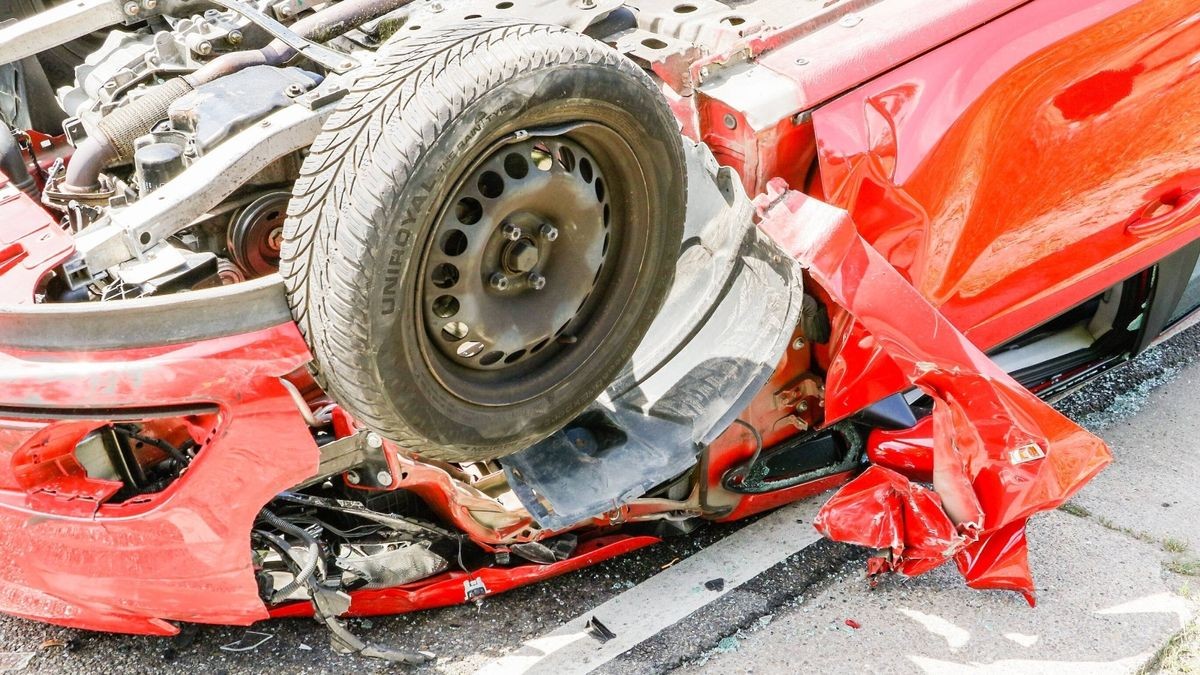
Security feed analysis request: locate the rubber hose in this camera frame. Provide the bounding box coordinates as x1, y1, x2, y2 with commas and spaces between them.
258, 508, 321, 602
63, 77, 193, 190
65, 0, 415, 191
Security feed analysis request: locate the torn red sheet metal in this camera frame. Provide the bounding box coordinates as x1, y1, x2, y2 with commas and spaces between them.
755, 183, 1113, 603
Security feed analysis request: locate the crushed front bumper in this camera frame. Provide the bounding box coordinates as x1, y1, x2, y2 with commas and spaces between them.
0, 264, 318, 633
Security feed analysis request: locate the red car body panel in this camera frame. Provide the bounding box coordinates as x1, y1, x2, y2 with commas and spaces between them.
757, 186, 1112, 601
812, 0, 1200, 417
0, 324, 317, 634
0, 0, 1197, 637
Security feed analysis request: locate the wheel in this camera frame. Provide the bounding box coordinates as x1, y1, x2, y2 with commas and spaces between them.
281, 20, 687, 462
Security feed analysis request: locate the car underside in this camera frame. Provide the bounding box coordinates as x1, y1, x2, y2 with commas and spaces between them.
0, 0, 1197, 663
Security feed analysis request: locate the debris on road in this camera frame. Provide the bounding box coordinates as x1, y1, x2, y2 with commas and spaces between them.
716, 637, 740, 653
704, 578, 726, 592
219, 630, 274, 653
586, 617, 616, 644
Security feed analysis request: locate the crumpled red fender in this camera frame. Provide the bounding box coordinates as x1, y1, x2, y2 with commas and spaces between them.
755, 182, 1112, 603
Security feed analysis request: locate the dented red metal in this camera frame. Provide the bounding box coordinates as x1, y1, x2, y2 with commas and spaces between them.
0, 324, 318, 634
757, 187, 1113, 600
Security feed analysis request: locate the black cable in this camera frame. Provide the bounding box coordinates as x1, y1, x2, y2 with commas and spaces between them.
257, 508, 321, 603
725, 419, 764, 487
112, 426, 192, 470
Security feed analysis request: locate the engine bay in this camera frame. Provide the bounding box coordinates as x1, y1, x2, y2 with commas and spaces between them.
1, 0, 809, 303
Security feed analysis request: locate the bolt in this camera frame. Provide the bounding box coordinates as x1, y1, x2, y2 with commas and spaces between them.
429, 1, 444, 12
366, 432, 383, 449
227, 30, 243, 46
490, 273, 510, 291
539, 223, 559, 241
797, 401, 809, 412
795, 57, 810, 66
345, 470, 361, 485
723, 113, 738, 130
528, 272, 547, 291
143, 0, 158, 10
278, 5, 293, 17
376, 470, 393, 485
286, 83, 305, 97
792, 337, 805, 350
267, 227, 284, 252
196, 41, 213, 56
839, 13, 863, 27
699, 66, 710, 80
501, 223, 522, 241
124, 1, 140, 16
581, 0, 596, 7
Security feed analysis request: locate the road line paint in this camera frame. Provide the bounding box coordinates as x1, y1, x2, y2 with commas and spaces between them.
475, 493, 831, 675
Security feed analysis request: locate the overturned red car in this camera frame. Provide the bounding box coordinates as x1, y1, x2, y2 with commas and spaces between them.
0, 0, 1197, 662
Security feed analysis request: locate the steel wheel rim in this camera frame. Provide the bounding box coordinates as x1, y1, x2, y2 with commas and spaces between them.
415, 124, 644, 406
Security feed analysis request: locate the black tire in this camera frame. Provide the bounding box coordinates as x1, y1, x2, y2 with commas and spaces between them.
281, 20, 686, 462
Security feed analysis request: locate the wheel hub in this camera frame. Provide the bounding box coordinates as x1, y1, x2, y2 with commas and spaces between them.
421, 136, 613, 371
502, 236, 541, 274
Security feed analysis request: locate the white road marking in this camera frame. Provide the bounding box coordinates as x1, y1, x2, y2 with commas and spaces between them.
475, 492, 831, 675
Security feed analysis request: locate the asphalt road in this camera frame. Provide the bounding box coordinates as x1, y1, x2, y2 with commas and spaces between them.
3, 322, 1200, 674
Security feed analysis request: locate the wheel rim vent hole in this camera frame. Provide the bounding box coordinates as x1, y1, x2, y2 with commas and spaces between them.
432, 263, 460, 288
433, 295, 460, 318
479, 171, 505, 198
442, 321, 469, 342
531, 144, 554, 171
595, 177, 606, 202
580, 157, 594, 183
504, 153, 529, 179
558, 146, 576, 172
456, 197, 483, 225
457, 341, 484, 357
442, 229, 469, 256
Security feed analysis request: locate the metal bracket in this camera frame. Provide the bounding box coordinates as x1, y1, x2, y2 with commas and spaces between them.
0, 0, 132, 67
207, 0, 359, 73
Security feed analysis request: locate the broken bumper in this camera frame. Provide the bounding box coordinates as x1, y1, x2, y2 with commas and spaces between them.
0, 273, 319, 634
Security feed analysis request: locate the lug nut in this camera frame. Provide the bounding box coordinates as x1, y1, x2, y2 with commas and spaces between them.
539, 224, 559, 241
501, 223, 522, 241
285, 83, 305, 98
528, 273, 547, 291
490, 273, 510, 291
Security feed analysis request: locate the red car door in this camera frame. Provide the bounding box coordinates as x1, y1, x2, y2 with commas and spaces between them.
813, 0, 1200, 350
